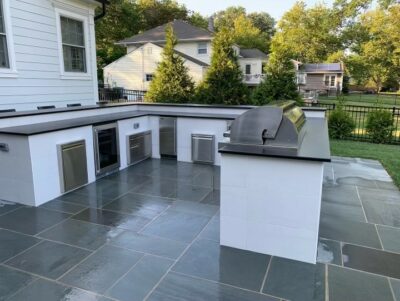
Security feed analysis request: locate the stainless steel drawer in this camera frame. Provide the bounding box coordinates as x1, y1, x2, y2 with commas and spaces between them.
127, 131, 152, 165
192, 134, 215, 164
57, 140, 88, 193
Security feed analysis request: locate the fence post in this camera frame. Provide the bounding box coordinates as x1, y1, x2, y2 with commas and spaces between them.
333, 103, 336, 110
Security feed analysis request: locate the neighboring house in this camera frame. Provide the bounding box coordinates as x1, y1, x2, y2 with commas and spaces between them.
103, 20, 268, 91
294, 61, 345, 95
0, 0, 105, 112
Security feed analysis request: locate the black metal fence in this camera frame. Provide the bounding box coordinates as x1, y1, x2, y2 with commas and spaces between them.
307, 103, 400, 144
98, 87, 146, 103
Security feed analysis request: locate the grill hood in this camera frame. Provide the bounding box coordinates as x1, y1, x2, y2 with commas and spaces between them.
229, 101, 306, 150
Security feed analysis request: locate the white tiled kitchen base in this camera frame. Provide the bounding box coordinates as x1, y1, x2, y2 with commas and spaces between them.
220, 153, 324, 264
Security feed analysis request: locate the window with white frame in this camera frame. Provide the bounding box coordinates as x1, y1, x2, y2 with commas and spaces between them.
245, 64, 251, 75
60, 16, 86, 73
0, 0, 9, 69
197, 42, 207, 55
145, 73, 154, 82
324, 75, 336, 87
297, 72, 307, 84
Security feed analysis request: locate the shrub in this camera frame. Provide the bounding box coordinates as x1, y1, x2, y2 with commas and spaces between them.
252, 56, 300, 106
146, 25, 194, 103
366, 110, 394, 143
328, 109, 356, 139
195, 27, 250, 105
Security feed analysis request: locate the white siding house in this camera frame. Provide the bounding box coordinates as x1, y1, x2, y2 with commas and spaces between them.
0, 0, 101, 112
104, 42, 207, 91
105, 20, 268, 91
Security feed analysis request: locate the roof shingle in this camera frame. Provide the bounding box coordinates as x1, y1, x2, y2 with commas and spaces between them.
239, 49, 268, 59
117, 20, 213, 45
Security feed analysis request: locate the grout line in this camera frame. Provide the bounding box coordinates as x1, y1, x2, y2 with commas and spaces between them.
388, 278, 397, 301
0, 205, 25, 217
260, 255, 273, 293
340, 241, 344, 267
325, 260, 400, 280
137, 204, 172, 234
105, 241, 178, 261
103, 252, 146, 296
55, 244, 107, 282
325, 264, 329, 301
4, 277, 40, 300
355, 186, 368, 223
2, 240, 43, 264
171, 270, 283, 300
142, 210, 216, 301
0, 263, 120, 301
375, 224, 385, 250
325, 236, 400, 257
34, 236, 94, 252
33, 208, 87, 238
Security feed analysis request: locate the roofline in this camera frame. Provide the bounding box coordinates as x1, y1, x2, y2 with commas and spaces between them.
173, 49, 209, 67
116, 38, 213, 46
104, 42, 209, 69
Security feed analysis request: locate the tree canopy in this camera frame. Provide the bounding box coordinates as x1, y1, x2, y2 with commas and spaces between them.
213, 7, 275, 53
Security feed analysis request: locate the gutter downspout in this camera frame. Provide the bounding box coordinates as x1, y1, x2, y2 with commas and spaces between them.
94, 0, 106, 21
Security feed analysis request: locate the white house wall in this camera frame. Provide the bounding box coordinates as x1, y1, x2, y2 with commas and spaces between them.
0, 0, 99, 111
104, 44, 163, 91
174, 41, 212, 65
104, 43, 206, 90
238, 58, 263, 75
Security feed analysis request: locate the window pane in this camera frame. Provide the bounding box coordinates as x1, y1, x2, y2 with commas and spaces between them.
61, 17, 84, 46
0, 0, 4, 34
63, 45, 86, 72
245, 64, 251, 75
330, 76, 335, 86
198, 42, 207, 54
0, 35, 9, 68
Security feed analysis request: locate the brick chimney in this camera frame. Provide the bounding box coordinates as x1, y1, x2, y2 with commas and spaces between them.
208, 17, 214, 32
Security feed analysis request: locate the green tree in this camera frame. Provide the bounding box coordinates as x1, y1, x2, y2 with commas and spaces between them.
95, 0, 141, 80
270, 0, 372, 63
137, 0, 188, 30
213, 6, 274, 52
196, 27, 249, 105
346, 6, 400, 92
252, 54, 300, 105
146, 25, 194, 103
247, 12, 276, 37
187, 11, 209, 29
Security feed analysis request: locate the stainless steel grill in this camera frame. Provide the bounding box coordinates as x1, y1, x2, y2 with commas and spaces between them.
228, 101, 306, 150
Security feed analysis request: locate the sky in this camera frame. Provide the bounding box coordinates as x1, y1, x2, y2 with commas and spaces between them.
177, 0, 335, 20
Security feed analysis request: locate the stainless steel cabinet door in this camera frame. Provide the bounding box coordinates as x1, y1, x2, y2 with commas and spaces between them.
128, 131, 152, 165
59, 141, 88, 193
159, 117, 176, 156
192, 134, 215, 164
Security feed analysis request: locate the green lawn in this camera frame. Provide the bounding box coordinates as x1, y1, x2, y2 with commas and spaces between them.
330, 140, 400, 188
319, 94, 400, 108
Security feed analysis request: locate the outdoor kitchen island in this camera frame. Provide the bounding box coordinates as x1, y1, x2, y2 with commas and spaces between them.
218, 102, 330, 264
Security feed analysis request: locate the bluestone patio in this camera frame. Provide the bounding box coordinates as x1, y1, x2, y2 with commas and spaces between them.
1, 157, 400, 301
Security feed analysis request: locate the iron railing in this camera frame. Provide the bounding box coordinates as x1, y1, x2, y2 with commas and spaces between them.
98, 87, 146, 102
306, 102, 400, 144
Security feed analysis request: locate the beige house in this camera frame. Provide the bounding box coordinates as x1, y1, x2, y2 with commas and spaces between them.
103, 20, 268, 91
294, 61, 345, 96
